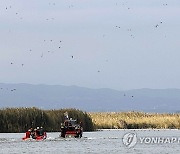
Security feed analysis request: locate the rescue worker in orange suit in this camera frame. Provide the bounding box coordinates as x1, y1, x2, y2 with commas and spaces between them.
25, 129, 31, 138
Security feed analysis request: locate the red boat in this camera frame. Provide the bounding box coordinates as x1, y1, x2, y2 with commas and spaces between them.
60, 112, 83, 138
33, 133, 47, 141
22, 127, 47, 141
22, 135, 46, 141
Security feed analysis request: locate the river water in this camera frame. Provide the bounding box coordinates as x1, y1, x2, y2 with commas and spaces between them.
0, 129, 180, 154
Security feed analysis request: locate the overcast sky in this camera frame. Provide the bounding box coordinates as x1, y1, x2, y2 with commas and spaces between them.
0, 0, 180, 90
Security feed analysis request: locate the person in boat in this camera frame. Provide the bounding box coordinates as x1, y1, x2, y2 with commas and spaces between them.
39, 126, 44, 136
31, 128, 37, 139
65, 121, 68, 127
22, 128, 32, 140
36, 126, 47, 138
36, 127, 40, 136
64, 112, 69, 120
80, 121, 83, 127
25, 129, 32, 138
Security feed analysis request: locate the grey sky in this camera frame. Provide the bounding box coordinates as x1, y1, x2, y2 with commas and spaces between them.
0, 0, 180, 90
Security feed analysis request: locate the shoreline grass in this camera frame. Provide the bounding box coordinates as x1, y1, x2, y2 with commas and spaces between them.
89, 112, 180, 129
1, 108, 180, 132
0, 107, 94, 133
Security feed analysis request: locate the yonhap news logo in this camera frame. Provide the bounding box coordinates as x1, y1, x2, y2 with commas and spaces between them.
122, 132, 180, 148
122, 132, 137, 148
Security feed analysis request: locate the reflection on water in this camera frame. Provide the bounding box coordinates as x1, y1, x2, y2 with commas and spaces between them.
0, 130, 180, 154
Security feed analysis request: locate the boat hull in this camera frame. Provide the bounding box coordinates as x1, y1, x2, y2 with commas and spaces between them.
60, 129, 82, 138
22, 134, 47, 141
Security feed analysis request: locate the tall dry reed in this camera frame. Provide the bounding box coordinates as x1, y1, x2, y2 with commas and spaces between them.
89, 112, 180, 129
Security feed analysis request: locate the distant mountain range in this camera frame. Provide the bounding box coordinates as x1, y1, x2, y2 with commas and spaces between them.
0, 83, 180, 113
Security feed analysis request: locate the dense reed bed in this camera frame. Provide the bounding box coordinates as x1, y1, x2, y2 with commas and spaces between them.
89, 112, 180, 129
0, 108, 94, 133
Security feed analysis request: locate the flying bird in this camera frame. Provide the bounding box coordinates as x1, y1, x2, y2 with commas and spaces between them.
116, 26, 120, 28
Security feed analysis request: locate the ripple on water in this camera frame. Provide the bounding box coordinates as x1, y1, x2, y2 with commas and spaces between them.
0, 130, 180, 154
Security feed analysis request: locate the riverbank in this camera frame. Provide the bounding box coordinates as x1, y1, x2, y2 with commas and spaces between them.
89, 112, 180, 129
1, 108, 180, 132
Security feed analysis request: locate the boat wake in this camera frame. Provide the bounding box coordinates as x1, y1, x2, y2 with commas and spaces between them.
0, 135, 120, 144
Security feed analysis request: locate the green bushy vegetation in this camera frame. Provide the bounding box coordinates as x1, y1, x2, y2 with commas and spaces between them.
0, 107, 94, 133
89, 112, 180, 129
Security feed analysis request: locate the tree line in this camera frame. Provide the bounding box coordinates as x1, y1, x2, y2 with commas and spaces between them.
0, 107, 94, 133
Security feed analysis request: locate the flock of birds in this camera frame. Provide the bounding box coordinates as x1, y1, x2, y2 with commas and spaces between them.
9, 39, 65, 67
0, 87, 16, 92
3, 2, 75, 68
1, 1, 169, 94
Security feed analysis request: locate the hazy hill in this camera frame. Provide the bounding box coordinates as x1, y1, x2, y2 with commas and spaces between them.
0, 83, 180, 113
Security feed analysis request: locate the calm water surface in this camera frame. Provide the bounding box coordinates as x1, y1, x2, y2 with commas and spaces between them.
0, 129, 180, 154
